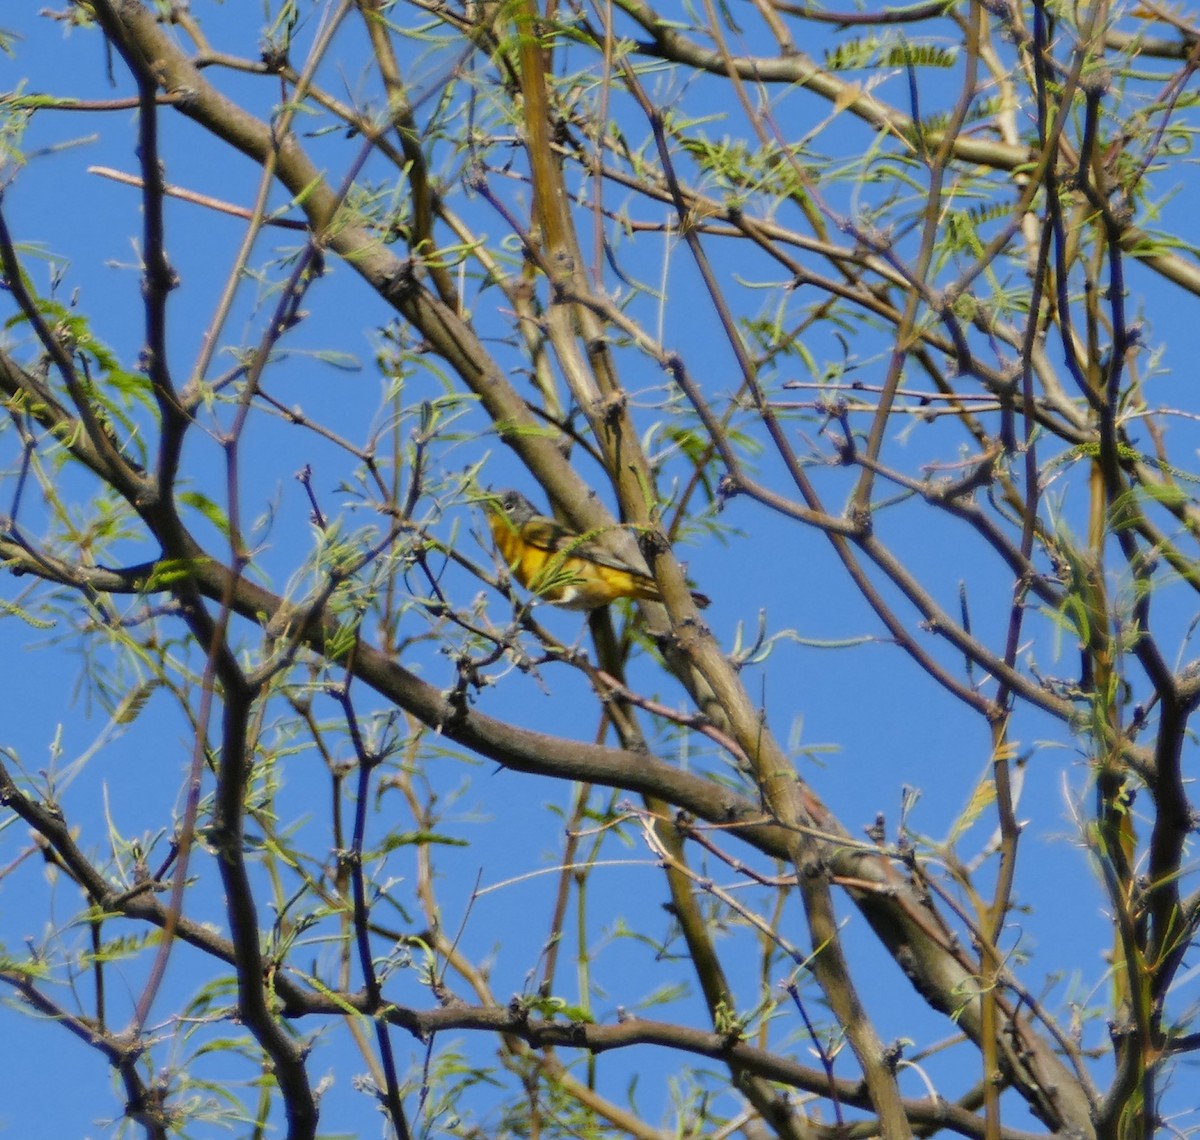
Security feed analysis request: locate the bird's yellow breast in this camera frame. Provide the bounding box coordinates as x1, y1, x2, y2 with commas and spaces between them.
487, 511, 658, 610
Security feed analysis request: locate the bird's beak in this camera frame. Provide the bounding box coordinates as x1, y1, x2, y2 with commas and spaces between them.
466, 487, 503, 511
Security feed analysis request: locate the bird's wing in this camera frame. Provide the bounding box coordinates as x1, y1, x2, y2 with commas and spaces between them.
521, 516, 650, 578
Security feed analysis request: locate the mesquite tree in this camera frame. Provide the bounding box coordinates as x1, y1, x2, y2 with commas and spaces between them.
2, 2, 1199, 1138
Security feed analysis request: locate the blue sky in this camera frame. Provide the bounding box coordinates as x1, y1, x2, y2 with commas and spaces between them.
3, 2, 1200, 1138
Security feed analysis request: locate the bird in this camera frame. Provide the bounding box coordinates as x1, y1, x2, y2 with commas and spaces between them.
485, 489, 710, 611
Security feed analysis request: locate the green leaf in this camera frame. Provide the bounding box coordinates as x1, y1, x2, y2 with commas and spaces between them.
179, 491, 231, 537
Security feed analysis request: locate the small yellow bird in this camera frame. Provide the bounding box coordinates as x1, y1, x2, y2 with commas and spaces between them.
486, 489, 710, 611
